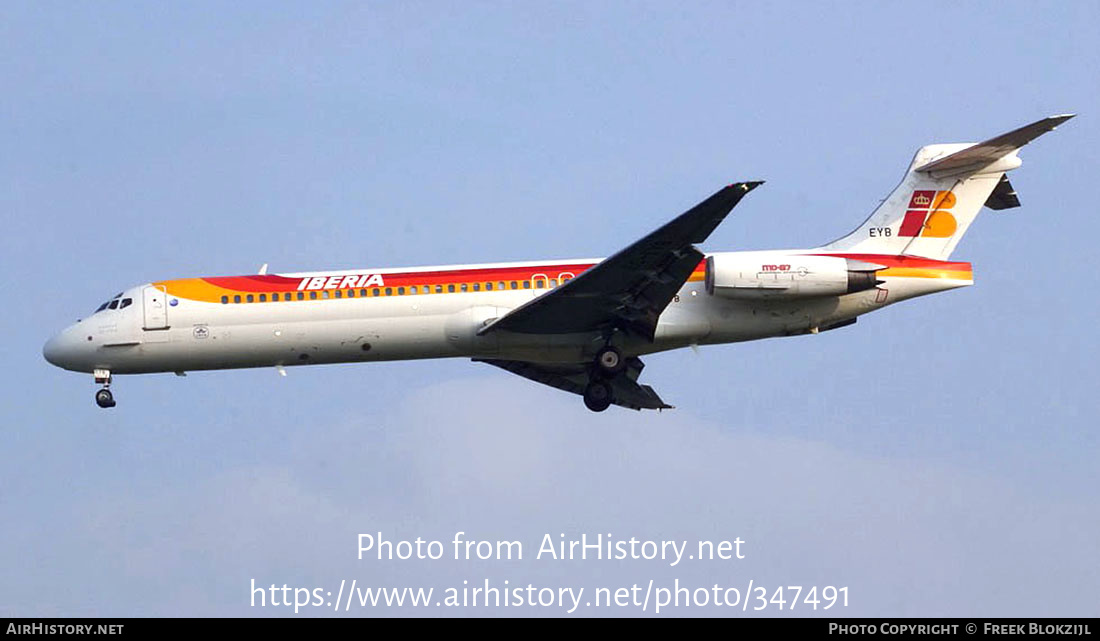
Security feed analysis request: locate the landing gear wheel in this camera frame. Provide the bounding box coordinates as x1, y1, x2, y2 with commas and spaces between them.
95, 388, 115, 409
583, 380, 613, 412
594, 346, 626, 377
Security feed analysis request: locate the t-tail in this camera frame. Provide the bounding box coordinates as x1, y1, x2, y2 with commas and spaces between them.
819, 114, 1075, 260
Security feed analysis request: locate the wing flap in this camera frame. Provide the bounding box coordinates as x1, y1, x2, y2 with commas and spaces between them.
475, 357, 672, 411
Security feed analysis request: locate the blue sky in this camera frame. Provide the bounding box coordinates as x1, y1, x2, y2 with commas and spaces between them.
2, 2, 1098, 616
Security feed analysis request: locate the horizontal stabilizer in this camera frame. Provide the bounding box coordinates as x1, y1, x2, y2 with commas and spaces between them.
917, 114, 1074, 175
984, 174, 1021, 210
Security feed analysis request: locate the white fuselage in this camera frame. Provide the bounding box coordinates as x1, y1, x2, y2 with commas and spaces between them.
42, 249, 972, 376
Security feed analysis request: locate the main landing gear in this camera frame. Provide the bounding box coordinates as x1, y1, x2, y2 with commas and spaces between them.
583, 379, 613, 412
582, 345, 625, 412
94, 369, 116, 409
594, 345, 626, 377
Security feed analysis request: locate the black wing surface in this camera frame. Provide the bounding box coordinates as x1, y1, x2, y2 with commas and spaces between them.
475, 357, 671, 411
478, 181, 763, 341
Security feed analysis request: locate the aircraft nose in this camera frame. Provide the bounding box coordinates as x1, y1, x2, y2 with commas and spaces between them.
43, 336, 60, 367
43, 333, 65, 367
43, 327, 79, 369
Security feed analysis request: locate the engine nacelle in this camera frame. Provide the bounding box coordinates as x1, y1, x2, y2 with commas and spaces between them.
705, 253, 882, 300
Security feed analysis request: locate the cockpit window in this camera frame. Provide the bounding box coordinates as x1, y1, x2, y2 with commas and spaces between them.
94, 292, 130, 313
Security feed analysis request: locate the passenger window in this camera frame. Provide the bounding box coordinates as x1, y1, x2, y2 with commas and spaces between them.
448, 284, 455, 293
523, 281, 531, 289
499, 281, 506, 290
297, 292, 304, 301
372, 288, 380, 297
234, 295, 242, 303
220, 296, 228, 305
397, 287, 405, 295
550, 279, 558, 287
485, 282, 493, 291
385, 287, 393, 296
472, 283, 480, 291
435, 285, 442, 293
334, 290, 342, 298
246, 294, 254, 303
321, 291, 329, 299
259, 294, 267, 302
461, 283, 468, 292
310, 292, 317, 300
108, 300, 119, 310
347, 289, 355, 298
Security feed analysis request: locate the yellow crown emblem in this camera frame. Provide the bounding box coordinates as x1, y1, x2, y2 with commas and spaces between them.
913, 194, 932, 206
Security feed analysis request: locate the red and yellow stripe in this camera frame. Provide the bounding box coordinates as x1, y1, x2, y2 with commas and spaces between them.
155, 262, 602, 303
822, 253, 973, 281
155, 253, 969, 304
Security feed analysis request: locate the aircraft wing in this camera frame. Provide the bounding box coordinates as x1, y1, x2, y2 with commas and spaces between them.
475, 356, 672, 410
478, 181, 763, 341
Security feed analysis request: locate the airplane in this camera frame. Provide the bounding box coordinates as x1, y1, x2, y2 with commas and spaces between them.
43, 114, 1073, 412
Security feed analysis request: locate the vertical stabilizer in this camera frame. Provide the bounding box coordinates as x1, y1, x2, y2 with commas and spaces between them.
818, 114, 1073, 260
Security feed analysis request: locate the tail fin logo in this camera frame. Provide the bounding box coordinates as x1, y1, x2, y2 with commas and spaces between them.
899, 190, 957, 238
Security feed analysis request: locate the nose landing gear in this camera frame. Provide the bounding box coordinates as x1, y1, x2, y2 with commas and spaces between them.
93, 369, 116, 409
95, 388, 115, 408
